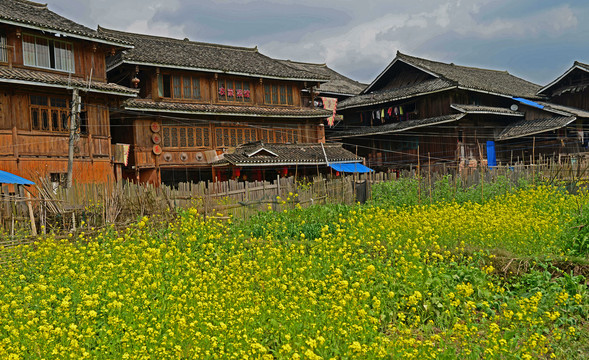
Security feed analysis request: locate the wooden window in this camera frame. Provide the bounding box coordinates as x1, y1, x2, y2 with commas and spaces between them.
230, 128, 237, 147
257, 128, 299, 144
78, 103, 88, 134
195, 128, 202, 146
272, 85, 278, 104
171, 128, 178, 147
279, 85, 287, 104
192, 78, 201, 99
215, 128, 223, 147
218, 78, 251, 103
22, 34, 74, 72
183, 76, 191, 98
159, 74, 201, 100
275, 130, 282, 144
237, 128, 243, 145
0, 34, 7, 63
30, 95, 69, 132
223, 129, 229, 146
264, 83, 294, 105
211, 126, 260, 148
264, 85, 271, 104
179, 127, 187, 147
172, 76, 182, 98
203, 128, 210, 147
187, 128, 194, 147
287, 86, 293, 105
163, 127, 171, 147
162, 125, 210, 148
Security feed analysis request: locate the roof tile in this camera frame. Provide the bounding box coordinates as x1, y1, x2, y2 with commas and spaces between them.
215, 142, 362, 166
330, 114, 465, 139
99, 27, 329, 81
0, 66, 138, 95
278, 60, 366, 96
124, 99, 331, 118
0, 0, 129, 46
497, 116, 576, 141
338, 78, 454, 110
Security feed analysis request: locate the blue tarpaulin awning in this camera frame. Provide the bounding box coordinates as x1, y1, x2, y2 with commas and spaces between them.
329, 163, 374, 173
0, 170, 35, 185
513, 97, 544, 109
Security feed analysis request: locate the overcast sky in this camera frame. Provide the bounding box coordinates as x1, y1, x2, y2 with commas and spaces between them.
46, 0, 589, 85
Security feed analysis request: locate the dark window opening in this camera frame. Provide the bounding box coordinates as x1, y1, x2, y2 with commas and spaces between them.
162, 74, 171, 98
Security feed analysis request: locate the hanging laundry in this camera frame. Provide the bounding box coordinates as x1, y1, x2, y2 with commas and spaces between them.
394, 107, 399, 115
387, 107, 393, 116
380, 109, 385, 123
399, 106, 404, 115
321, 97, 338, 127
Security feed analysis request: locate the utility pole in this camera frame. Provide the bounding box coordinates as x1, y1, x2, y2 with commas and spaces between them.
66, 88, 80, 188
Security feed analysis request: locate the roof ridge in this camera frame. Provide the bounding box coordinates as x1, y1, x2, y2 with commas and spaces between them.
397, 51, 512, 75
14, 0, 47, 8
282, 59, 327, 67
98, 26, 258, 52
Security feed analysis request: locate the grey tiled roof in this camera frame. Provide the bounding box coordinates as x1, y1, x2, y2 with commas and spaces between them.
362, 52, 540, 99
450, 104, 523, 116
496, 116, 576, 141
338, 78, 454, 110
99, 27, 328, 82
278, 60, 366, 96
0, 0, 129, 46
535, 102, 589, 118
214, 142, 362, 167
393, 52, 541, 98
0, 66, 138, 95
330, 114, 465, 139
124, 99, 331, 118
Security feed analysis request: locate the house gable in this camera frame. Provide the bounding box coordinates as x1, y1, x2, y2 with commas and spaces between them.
362, 56, 439, 94
537, 62, 589, 97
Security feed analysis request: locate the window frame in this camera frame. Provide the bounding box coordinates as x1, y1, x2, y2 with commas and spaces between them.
263, 82, 294, 106
162, 125, 211, 149
158, 73, 202, 100
0, 33, 7, 63
22, 33, 75, 73
29, 95, 70, 133
217, 78, 251, 103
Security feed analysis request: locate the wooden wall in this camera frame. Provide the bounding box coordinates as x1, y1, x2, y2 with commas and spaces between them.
133, 66, 304, 107
0, 24, 110, 82
0, 158, 113, 184
0, 84, 114, 184
551, 91, 589, 111
129, 117, 324, 170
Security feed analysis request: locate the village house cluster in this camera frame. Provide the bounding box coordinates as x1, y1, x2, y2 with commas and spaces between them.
1, 0, 588, 186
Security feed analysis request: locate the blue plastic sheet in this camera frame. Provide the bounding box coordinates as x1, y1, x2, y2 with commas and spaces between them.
486, 141, 497, 167
0, 170, 35, 185
329, 163, 374, 173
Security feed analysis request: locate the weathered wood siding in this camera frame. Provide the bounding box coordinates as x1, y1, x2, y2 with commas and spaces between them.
1, 25, 110, 82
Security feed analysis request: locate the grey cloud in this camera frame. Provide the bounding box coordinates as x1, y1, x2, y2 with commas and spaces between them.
42, 0, 589, 85
151, 0, 351, 44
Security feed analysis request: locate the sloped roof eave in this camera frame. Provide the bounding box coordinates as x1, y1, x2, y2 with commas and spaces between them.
0, 73, 138, 96
450, 104, 524, 116
496, 116, 577, 141
330, 114, 466, 139
338, 85, 456, 111
362, 57, 440, 95
213, 159, 361, 167
110, 59, 328, 82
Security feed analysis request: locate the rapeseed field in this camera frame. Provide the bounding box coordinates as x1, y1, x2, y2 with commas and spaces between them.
0, 185, 587, 359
